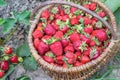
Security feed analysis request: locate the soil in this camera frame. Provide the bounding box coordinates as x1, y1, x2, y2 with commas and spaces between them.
0, 0, 120, 80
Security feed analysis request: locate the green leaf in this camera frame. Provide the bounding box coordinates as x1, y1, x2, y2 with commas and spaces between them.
16, 75, 31, 80
0, 18, 5, 25
114, 8, 120, 24
23, 56, 38, 71
0, 0, 7, 6
19, 17, 30, 25
100, 0, 107, 3
0, 65, 14, 80
16, 43, 30, 57
18, 10, 30, 21
2, 18, 16, 34
105, 0, 120, 12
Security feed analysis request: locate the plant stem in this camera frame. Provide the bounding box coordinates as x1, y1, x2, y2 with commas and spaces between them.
3, 24, 19, 44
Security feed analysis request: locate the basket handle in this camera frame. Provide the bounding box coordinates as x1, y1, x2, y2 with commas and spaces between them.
30, 0, 117, 40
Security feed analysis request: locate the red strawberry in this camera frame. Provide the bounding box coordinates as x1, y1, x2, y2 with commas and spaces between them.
34, 38, 40, 49
41, 10, 49, 19
50, 41, 63, 56
60, 10, 65, 16
10, 55, 18, 63
89, 40, 96, 47
83, 4, 90, 9
81, 55, 90, 64
70, 7, 77, 13
83, 48, 91, 56
74, 61, 83, 67
56, 56, 63, 61
42, 35, 52, 40
0, 61, 9, 71
70, 17, 79, 25
4, 46, 12, 55
84, 17, 92, 25
65, 52, 75, 59
64, 44, 74, 52
89, 3, 97, 11
56, 60, 64, 65
92, 29, 107, 42
67, 58, 76, 64
32, 30, 43, 39
44, 24, 56, 36
51, 22, 59, 30
62, 15, 69, 21
84, 26, 93, 34
73, 40, 81, 51
98, 11, 106, 18
38, 41, 49, 55
0, 70, 4, 78
80, 34, 91, 44
61, 39, 69, 47
90, 48, 101, 60
70, 33, 80, 43
75, 52, 82, 58
54, 31, 63, 39
61, 26, 69, 33
43, 56, 54, 63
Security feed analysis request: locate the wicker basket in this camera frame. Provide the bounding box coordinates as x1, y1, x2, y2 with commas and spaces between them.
28, 0, 120, 80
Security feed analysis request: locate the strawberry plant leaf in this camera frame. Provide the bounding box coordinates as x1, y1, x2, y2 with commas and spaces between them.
23, 56, 38, 71
0, 65, 14, 80
19, 17, 30, 25
0, 18, 5, 25
16, 75, 31, 80
18, 10, 30, 21
0, 0, 7, 6
1, 18, 16, 34
114, 8, 120, 24
105, 0, 120, 12
16, 43, 30, 57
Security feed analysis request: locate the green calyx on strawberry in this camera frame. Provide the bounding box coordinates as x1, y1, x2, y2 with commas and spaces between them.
90, 48, 100, 60
91, 37, 100, 46
42, 37, 58, 45
79, 41, 88, 52
51, 7, 59, 14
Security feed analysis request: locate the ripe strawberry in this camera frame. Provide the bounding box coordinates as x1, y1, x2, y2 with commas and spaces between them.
33, 38, 40, 50
0, 61, 9, 71
89, 40, 96, 47
61, 39, 69, 47
44, 24, 56, 36
61, 15, 69, 22
80, 34, 91, 44
60, 26, 69, 33
42, 35, 52, 40
56, 60, 64, 65
54, 31, 63, 39
92, 29, 107, 42
41, 10, 49, 19
50, 41, 63, 56
73, 40, 81, 51
75, 52, 82, 58
81, 55, 90, 64
74, 61, 83, 67
90, 48, 101, 60
32, 30, 43, 39
43, 56, 54, 63
4, 46, 12, 55
83, 48, 91, 56
0, 70, 4, 78
70, 17, 79, 25
64, 44, 74, 52
98, 11, 106, 18
84, 17, 92, 25
84, 26, 93, 34
70, 7, 77, 13
10, 55, 18, 63
89, 3, 97, 11
51, 22, 59, 30
60, 10, 65, 16
70, 33, 80, 43
65, 52, 75, 59
38, 41, 49, 55
67, 58, 76, 64
56, 56, 63, 61
83, 4, 90, 9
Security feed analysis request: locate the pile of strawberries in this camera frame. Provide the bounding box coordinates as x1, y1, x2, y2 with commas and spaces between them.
32, 2, 111, 68
0, 46, 22, 78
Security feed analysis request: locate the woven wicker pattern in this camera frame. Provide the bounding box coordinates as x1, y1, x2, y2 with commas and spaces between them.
28, 0, 120, 80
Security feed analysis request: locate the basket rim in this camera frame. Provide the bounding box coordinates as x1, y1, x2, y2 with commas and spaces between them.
28, 0, 119, 73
